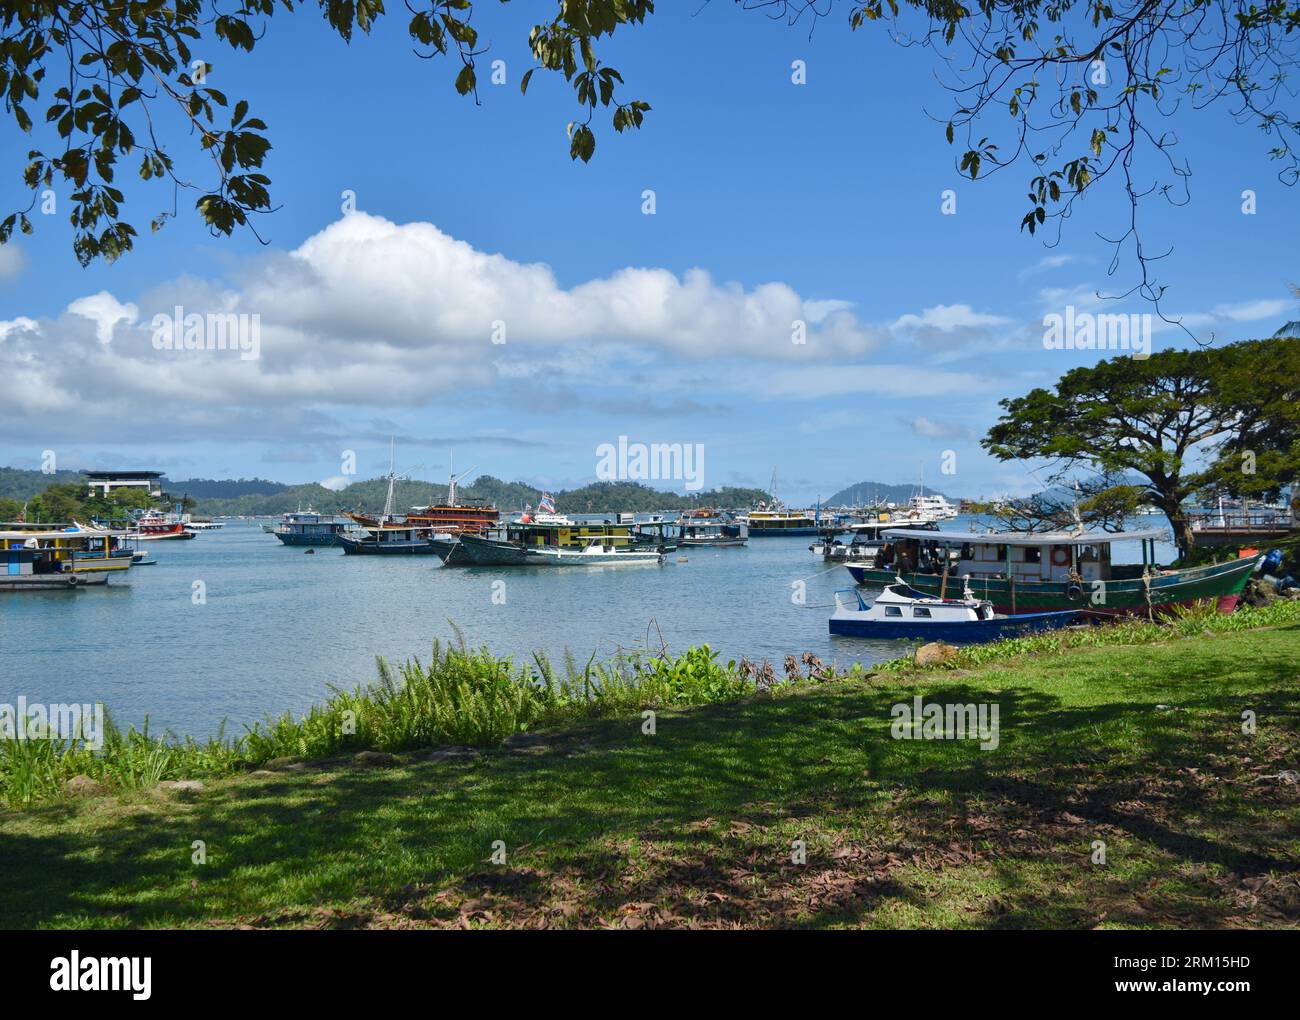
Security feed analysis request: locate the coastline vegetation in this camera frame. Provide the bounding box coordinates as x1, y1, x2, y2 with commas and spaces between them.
4, 599, 1299, 811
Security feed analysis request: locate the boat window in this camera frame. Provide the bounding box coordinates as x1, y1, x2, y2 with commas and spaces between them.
884, 606, 903, 617
912, 607, 932, 618
1024, 546, 1041, 563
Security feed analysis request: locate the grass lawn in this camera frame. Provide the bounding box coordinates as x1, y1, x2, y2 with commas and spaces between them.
3, 622, 1298, 929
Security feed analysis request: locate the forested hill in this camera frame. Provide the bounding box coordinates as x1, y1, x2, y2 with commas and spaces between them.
0, 466, 86, 501
164, 477, 290, 499
187, 475, 771, 516
825, 480, 959, 506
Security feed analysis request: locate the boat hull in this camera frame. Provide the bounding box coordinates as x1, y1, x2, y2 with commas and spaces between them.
457, 534, 662, 566
845, 556, 1257, 616
456, 535, 534, 565
1, 572, 108, 591
521, 549, 663, 566
428, 538, 475, 565
274, 531, 342, 547
337, 535, 442, 555
830, 609, 1078, 643
747, 526, 820, 537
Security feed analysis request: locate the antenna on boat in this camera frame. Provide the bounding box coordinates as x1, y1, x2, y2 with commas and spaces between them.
446, 453, 476, 507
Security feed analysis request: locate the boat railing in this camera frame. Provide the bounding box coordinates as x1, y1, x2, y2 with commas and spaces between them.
1188, 510, 1295, 533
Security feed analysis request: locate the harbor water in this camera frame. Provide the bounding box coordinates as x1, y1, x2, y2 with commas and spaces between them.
0, 518, 1177, 739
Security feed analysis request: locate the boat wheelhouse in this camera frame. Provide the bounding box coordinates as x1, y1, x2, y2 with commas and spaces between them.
845, 527, 1257, 616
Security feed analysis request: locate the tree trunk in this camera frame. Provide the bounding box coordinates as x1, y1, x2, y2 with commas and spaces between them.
1165, 505, 1196, 562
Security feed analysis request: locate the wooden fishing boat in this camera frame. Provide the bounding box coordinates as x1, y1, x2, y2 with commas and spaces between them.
1, 525, 136, 590
677, 517, 747, 547
845, 527, 1258, 616
454, 518, 654, 566
829, 579, 1078, 642
272, 510, 353, 547
338, 525, 443, 555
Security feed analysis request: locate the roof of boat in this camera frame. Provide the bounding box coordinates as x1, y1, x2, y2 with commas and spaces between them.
881, 527, 1168, 546
0, 528, 132, 540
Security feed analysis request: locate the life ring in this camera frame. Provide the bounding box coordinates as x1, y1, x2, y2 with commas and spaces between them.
1051, 546, 1071, 567
67, 574, 79, 587
1066, 583, 1083, 602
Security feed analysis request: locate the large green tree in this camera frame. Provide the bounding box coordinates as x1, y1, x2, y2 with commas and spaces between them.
2, 0, 1297, 289
983, 337, 1300, 558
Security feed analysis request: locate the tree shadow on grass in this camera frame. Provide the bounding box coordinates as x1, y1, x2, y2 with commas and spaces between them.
2, 652, 1297, 928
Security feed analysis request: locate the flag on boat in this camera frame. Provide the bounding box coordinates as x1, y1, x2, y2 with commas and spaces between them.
539, 492, 556, 514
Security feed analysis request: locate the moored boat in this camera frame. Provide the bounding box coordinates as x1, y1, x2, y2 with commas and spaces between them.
273, 510, 353, 546
454, 516, 658, 566
829, 579, 1078, 642
677, 516, 748, 547
338, 524, 444, 555
846, 527, 1258, 616
459, 532, 664, 566
742, 506, 820, 536
1, 524, 136, 590
133, 508, 195, 541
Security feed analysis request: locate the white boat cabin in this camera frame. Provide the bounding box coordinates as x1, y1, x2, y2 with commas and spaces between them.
879, 528, 1168, 583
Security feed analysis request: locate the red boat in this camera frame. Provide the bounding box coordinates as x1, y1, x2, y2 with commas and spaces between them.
134, 509, 195, 540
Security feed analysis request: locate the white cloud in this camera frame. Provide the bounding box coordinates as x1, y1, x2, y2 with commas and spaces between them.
237, 213, 882, 360
0, 244, 25, 280
318, 475, 351, 491
1018, 254, 1081, 280
1169, 298, 1291, 330
67, 291, 138, 345
907, 416, 973, 439
753, 364, 993, 400
891, 304, 1012, 333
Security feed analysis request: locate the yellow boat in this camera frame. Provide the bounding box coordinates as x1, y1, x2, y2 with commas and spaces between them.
0, 524, 136, 590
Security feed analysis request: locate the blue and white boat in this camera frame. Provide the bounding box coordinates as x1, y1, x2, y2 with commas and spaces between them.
273, 510, 353, 547
829, 578, 1078, 643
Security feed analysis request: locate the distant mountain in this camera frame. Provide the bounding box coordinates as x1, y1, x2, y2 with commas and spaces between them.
824, 480, 959, 506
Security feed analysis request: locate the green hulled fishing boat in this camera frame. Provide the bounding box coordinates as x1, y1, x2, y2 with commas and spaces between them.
845, 528, 1257, 616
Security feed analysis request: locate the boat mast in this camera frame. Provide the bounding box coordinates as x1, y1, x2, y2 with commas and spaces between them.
381, 437, 396, 524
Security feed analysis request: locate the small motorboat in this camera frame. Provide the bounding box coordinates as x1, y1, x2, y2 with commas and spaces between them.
829, 577, 1079, 643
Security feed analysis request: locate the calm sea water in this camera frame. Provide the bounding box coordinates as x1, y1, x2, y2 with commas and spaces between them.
0, 517, 1176, 739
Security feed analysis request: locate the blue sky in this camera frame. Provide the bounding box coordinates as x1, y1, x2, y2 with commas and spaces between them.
0, 4, 1295, 502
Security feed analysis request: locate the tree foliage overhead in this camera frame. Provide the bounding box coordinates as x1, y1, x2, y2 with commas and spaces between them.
982, 336, 1300, 556
3, 0, 1296, 283
0, 0, 654, 264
